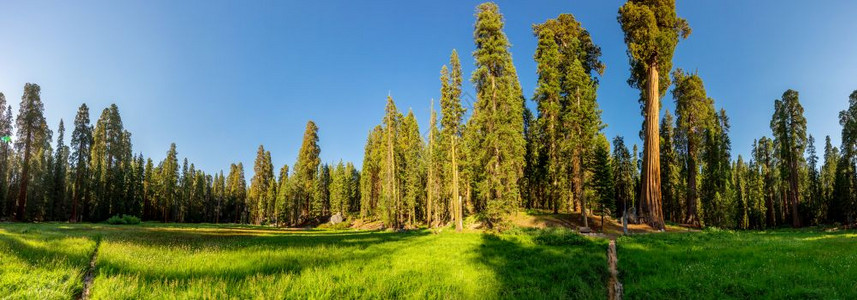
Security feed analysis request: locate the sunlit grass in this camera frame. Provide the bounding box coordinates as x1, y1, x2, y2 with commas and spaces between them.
618, 228, 857, 299
0, 223, 607, 299
0, 225, 96, 299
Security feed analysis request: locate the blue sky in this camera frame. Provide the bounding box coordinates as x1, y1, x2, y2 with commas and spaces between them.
1, 1, 856, 175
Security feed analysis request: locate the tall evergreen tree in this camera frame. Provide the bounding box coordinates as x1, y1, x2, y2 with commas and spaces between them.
360, 126, 383, 219
0, 93, 12, 218
591, 134, 614, 231
834, 90, 857, 224
401, 110, 424, 227
672, 69, 715, 226
618, 0, 691, 230
15, 83, 48, 221
771, 89, 807, 227
69, 104, 92, 222
820, 136, 838, 222
249, 145, 273, 224
440, 50, 465, 231
659, 110, 681, 223
294, 121, 321, 223
51, 120, 69, 220
470, 2, 526, 227
161, 143, 179, 222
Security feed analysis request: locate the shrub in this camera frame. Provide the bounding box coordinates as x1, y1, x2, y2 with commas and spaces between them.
106, 214, 141, 225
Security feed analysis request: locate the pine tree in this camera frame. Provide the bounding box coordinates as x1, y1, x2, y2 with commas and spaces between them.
834, 90, 857, 224
380, 96, 403, 228
805, 135, 822, 225
51, 120, 69, 220
820, 136, 838, 222
591, 134, 614, 231
249, 145, 273, 225
0, 93, 10, 219
470, 3, 526, 227
360, 126, 383, 218
161, 143, 179, 222
613, 137, 635, 223
672, 69, 715, 226
401, 110, 424, 227
660, 110, 681, 223
330, 161, 348, 216
426, 100, 443, 227
771, 89, 807, 227
294, 121, 321, 223
314, 163, 330, 217
618, 0, 691, 230
440, 50, 465, 231
226, 163, 247, 223
15, 83, 48, 221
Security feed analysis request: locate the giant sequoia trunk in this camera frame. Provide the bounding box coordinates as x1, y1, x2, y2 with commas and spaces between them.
641, 61, 665, 230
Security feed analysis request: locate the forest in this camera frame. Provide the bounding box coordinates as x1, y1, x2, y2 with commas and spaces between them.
3, 1, 857, 299
1, 1, 854, 232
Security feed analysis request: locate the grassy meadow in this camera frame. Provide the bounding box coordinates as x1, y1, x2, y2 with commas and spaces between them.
0, 223, 607, 299
618, 228, 857, 299
2, 222, 856, 299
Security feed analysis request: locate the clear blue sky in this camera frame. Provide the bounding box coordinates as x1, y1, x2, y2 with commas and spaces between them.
1, 1, 856, 176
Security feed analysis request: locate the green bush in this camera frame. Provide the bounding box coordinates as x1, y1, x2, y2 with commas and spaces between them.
106, 214, 141, 225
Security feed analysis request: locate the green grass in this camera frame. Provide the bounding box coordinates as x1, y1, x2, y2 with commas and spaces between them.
618, 227, 857, 299
0, 223, 607, 299
0, 224, 96, 299
6, 222, 854, 300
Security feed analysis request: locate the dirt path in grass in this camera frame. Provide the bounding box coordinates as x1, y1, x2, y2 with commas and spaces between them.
607, 239, 623, 300
78, 237, 101, 300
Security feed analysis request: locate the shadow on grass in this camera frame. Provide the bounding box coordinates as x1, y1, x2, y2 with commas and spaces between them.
474, 229, 608, 300
0, 228, 95, 269
93, 228, 430, 282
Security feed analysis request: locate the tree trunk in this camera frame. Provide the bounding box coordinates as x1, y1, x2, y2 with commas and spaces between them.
790, 159, 800, 227
685, 143, 699, 226
641, 61, 665, 230
453, 137, 462, 232
15, 132, 32, 221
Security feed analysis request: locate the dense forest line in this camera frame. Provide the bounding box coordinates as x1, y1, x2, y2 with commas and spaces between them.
1, 1, 855, 230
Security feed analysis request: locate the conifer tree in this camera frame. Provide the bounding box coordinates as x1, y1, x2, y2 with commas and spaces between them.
330, 161, 348, 216
820, 136, 838, 222
293, 121, 321, 222
618, 0, 691, 230
51, 120, 69, 220
613, 137, 635, 222
470, 2, 526, 226
401, 110, 424, 226
249, 145, 273, 224
69, 104, 92, 222
161, 143, 179, 222
672, 69, 715, 225
0, 93, 10, 219
834, 90, 857, 224
294, 121, 321, 223
440, 50, 465, 231
591, 134, 614, 231
426, 100, 443, 227
771, 89, 807, 227
659, 110, 681, 223
360, 126, 383, 218
380, 96, 403, 228
314, 163, 330, 217
15, 83, 48, 221
226, 162, 247, 223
